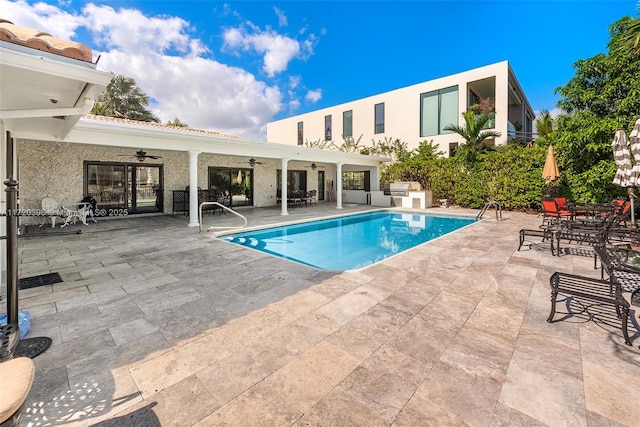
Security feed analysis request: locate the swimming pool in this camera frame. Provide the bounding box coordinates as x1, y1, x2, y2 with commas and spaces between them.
220, 210, 476, 270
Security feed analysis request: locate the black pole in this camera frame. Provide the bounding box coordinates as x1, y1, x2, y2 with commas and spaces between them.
4, 178, 18, 326
6, 130, 13, 179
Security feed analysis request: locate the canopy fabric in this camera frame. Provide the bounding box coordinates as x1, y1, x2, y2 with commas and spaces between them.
630, 117, 640, 184
612, 128, 633, 188
542, 145, 560, 183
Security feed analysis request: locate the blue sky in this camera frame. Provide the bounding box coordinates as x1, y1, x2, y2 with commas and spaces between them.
2, 0, 638, 140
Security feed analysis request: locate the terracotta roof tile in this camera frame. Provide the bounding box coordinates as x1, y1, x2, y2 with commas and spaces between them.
0, 19, 93, 62
83, 114, 239, 139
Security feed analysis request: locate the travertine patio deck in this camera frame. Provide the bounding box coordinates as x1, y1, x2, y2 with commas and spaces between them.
3, 205, 640, 426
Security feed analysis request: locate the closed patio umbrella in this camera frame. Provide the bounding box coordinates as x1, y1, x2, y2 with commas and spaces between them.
613, 128, 635, 223
542, 145, 560, 183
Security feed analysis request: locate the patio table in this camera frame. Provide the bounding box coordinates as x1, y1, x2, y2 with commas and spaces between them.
594, 245, 640, 307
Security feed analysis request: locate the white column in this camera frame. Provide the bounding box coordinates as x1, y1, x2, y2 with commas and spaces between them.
281, 158, 289, 216
188, 150, 200, 227
336, 162, 343, 210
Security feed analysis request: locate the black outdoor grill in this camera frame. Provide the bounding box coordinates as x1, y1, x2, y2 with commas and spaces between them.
389, 182, 422, 197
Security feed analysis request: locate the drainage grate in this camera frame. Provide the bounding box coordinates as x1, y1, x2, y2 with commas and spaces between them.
19, 272, 63, 290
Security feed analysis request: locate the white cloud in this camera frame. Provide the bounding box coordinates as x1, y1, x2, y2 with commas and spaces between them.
223, 24, 302, 77
0, 0, 83, 39
305, 89, 322, 103
273, 6, 287, 27
289, 76, 301, 89
1, 1, 303, 140
82, 4, 207, 57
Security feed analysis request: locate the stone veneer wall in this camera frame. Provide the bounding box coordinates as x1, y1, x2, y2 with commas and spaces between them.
16, 140, 335, 223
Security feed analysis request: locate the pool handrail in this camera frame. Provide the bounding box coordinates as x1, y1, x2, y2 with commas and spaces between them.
198, 202, 247, 233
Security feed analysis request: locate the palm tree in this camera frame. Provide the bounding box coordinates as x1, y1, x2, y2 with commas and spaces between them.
443, 111, 501, 161
91, 75, 159, 122
535, 110, 554, 138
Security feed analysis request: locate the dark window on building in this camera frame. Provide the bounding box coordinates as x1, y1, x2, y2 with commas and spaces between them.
325, 115, 332, 141
374, 103, 385, 134
343, 110, 353, 138
297, 121, 303, 145
343, 171, 367, 190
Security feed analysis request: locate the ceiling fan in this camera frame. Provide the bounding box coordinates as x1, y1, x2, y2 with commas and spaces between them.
117, 149, 162, 162
305, 163, 325, 170
238, 157, 263, 167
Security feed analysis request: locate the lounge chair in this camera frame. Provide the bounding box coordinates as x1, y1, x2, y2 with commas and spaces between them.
541, 198, 573, 226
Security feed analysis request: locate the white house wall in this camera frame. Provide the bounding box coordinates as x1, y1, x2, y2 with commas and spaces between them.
267, 61, 533, 154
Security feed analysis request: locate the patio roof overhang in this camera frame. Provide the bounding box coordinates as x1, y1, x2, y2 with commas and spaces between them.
65, 115, 390, 167
0, 42, 112, 140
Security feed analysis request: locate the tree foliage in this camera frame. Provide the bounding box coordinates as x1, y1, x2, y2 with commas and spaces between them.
535, 110, 554, 138
91, 74, 159, 122
166, 117, 188, 127
550, 15, 640, 200
443, 111, 502, 162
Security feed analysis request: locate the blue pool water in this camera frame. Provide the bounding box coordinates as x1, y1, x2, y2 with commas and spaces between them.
220, 210, 476, 270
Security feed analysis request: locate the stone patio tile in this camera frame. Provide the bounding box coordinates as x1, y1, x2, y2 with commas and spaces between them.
489, 402, 549, 426
194, 381, 299, 426
499, 358, 586, 426
120, 274, 179, 293
55, 287, 128, 312
442, 326, 515, 381
79, 262, 132, 279
83, 272, 147, 293
294, 385, 387, 426
197, 336, 298, 405
582, 360, 640, 426
58, 298, 146, 342
133, 284, 202, 316
16, 286, 90, 310
393, 391, 468, 426
260, 289, 331, 322
416, 359, 504, 426
315, 287, 384, 325
264, 340, 361, 413
109, 318, 160, 346
109, 375, 218, 427
326, 294, 421, 360
309, 275, 368, 299
340, 344, 429, 423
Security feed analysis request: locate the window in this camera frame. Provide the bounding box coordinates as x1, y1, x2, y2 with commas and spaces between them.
208, 167, 253, 207
325, 115, 332, 141
343, 171, 366, 190
343, 110, 353, 138
276, 169, 307, 194
420, 85, 458, 137
297, 121, 303, 145
374, 103, 385, 134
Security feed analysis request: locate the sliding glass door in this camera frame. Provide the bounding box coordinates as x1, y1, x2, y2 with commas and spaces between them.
208, 167, 254, 207
85, 162, 163, 214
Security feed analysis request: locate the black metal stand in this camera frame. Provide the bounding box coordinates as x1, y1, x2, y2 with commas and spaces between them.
4, 132, 51, 358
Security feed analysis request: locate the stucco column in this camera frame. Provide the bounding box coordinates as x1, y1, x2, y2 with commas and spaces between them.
336, 162, 343, 210
188, 150, 200, 227
281, 158, 289, 216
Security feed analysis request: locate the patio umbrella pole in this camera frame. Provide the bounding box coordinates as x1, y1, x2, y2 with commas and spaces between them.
4, 177, 19, 326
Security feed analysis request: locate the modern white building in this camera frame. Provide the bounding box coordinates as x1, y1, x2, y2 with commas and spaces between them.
267, 61, 535, 155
